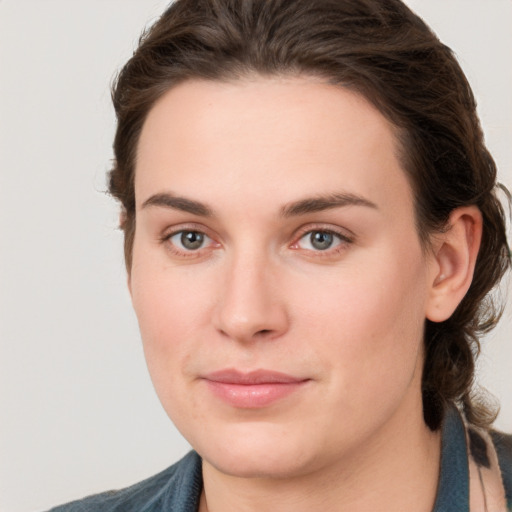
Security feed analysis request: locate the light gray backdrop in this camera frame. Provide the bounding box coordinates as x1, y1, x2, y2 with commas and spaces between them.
1, 1, 510, 511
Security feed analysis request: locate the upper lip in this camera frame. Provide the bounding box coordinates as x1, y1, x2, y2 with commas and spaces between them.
203, 369, 308, 385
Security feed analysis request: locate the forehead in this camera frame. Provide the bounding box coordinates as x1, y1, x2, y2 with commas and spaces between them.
135, 77, 412, 217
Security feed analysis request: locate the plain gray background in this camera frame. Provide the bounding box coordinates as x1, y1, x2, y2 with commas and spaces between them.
0, 1, 510, 511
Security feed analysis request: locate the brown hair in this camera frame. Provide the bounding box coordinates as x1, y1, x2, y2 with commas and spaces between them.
109, 0, 510, 430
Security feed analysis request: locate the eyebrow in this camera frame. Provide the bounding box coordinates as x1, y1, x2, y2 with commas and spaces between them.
141, 193, 213, 217
280, 193, 378, 217
141, 191, 377, 218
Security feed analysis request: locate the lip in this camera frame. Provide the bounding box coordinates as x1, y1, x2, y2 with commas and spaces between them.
202, 369, 310, 408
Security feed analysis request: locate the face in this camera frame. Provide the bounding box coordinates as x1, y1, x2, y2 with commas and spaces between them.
130, 77, 438, 479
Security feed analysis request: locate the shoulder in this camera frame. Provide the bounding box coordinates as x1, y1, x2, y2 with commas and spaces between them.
45, 451, 203, 512
491, 430, 512, 508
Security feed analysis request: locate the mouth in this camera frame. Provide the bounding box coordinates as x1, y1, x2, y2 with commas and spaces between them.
201, 369, 310, 408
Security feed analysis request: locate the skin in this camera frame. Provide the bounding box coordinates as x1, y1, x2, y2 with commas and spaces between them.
129, 77, 482, 512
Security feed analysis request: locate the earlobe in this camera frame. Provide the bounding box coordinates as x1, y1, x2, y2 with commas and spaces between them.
425, 206, 483, 323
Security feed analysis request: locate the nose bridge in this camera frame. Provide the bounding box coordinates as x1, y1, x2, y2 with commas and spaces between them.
214, 245, 288, 342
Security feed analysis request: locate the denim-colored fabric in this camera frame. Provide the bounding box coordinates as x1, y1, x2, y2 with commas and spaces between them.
433, 406, 471, 511
47, 451, 203, 512
47, 408, 511, 511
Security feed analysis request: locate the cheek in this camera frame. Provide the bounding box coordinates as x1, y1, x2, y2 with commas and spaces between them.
133, 276, 204, 342
292, 252, 428, 399
129, 258, 229, 439
129, 272, 204, 428
129, 254, 214, 388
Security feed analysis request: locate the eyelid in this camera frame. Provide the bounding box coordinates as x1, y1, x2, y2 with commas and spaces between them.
291, 223, 355, 244
161, 222, 216, 240
160, 223, 221, 257
289, 224, 355, 256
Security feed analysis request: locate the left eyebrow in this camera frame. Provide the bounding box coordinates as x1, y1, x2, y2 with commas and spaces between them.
280, 192, 378, 217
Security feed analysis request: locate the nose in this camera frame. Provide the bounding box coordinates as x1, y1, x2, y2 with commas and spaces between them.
212, 252, 289, 343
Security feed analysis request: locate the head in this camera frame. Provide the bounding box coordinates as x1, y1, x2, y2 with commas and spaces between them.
109, 0, 510, 446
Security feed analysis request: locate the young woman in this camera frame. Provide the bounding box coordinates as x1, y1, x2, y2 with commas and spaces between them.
49, 0, 511, 510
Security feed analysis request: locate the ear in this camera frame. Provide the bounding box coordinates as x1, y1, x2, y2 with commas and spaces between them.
425, 206, 483, 323
119, 209, 133, 296
127, 270, 133, 297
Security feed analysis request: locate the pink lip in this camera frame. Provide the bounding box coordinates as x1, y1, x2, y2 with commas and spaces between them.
202, 369, 310, 408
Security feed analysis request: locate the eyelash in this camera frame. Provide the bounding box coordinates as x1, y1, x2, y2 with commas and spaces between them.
160, 225, 354, 259
291, 226, 354, 258
160, 225, 219, 259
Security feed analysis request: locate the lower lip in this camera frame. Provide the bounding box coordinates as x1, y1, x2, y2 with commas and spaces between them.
204, 380, 308, 408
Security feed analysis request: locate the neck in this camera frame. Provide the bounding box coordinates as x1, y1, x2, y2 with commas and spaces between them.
200, 400, 441, 512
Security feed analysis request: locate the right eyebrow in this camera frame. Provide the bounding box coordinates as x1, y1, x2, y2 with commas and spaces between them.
141, 193, 213, 217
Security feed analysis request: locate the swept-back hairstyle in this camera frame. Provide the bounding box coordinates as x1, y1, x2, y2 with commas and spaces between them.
109, 0, 510, 430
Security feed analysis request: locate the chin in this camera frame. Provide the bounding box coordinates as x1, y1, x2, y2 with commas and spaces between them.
205, 447, 313, 480
192, 421, 321, 479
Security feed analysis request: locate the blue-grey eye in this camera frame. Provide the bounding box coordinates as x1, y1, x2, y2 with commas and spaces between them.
181, 231, 204, 250
169, 230, 209, 250
310, 231, 333, 250
297, 230, 344, 251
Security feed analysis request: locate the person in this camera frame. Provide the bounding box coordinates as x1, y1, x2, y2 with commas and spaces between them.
48, 0, 512, 510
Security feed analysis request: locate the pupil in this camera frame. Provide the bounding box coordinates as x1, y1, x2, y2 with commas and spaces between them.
311, 231, 333, 250
181, 231, 204, 250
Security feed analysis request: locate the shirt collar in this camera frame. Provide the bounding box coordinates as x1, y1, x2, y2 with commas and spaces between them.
432, 405, 470, 511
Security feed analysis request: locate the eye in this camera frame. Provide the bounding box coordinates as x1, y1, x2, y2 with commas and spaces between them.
168, 230, 212, 251
295, 230, 349, 251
